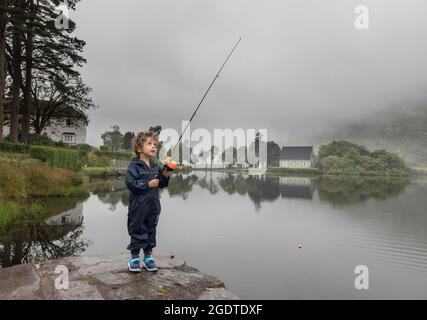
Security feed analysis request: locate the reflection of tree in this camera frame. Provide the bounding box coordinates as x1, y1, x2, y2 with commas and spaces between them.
167, 174, 199, 200
89, 178, 128, 210
0, 197, 91, 268
246, 176, 281, 209
0, 226, 90, 268
216, 174, 280, 209
197, 172, 219, 195
316, 176, 409, 206
122, 191, 130, 207
97, 191, 127, 211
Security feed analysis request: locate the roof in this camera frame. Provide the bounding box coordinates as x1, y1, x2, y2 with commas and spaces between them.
280, 146, 313, 160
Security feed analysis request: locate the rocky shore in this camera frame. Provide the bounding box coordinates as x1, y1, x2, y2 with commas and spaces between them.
0, 249, 239, 300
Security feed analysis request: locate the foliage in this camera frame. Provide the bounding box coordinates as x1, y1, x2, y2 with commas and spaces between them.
101, 125, 124, 151
123, 131, 135, 152
318, 141, 409, 176
0, 142, 31, 154
29, 145, 81, 171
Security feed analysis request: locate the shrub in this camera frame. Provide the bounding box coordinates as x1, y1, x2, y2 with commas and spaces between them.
75, 143, 94, 162
24, 133, 55, 146
318, 141, 409, 176
0, 142, 31, 154
30, 146, 81, 171
94, 150, 132, 160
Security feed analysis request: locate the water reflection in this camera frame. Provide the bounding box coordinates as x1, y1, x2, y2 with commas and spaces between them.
165, 173, 409, 209
0, 196, 91, 268
0, 173, 411, 269
317, 175, 409, 206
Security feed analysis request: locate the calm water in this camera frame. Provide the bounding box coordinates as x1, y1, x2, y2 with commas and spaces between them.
1, 172, 427, 299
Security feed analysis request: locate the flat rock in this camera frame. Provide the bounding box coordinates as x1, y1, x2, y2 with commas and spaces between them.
0, 249, 239, 300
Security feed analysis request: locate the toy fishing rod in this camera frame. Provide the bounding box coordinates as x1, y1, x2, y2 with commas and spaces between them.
163, 37, 242, 172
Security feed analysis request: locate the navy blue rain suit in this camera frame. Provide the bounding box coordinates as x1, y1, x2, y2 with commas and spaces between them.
125, 157, 170, 255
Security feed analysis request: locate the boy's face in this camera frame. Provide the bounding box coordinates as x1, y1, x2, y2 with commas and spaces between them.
138, 137, 157, 158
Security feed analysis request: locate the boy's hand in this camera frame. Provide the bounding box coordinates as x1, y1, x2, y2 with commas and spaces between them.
162, 168, 172, 178
148, 179, 160, 188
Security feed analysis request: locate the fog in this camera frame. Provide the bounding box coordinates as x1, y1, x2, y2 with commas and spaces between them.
72, 0, 427, 147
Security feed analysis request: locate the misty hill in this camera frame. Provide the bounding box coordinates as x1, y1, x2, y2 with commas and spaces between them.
312, 105, 427, 166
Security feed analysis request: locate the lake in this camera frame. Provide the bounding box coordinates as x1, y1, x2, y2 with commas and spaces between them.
1, 172, 427, 299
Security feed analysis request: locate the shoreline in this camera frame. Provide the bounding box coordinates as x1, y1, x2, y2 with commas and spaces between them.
0, 249, 239, 300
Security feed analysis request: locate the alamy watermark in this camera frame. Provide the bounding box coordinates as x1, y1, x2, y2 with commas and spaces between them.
158, 121, 268, 168
55, 4, 70, 30
55, 265, 69, 290
354, 265, 369, 290
355, 3, 369, 30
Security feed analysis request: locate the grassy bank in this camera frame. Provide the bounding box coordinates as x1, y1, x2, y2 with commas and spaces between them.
0, 161, 87, 198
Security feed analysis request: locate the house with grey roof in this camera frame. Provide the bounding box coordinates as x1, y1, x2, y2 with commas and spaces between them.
2, 102, 87, 146
280, 146, 314, 168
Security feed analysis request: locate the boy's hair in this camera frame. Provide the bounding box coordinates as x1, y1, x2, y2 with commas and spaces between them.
133, 131, 159, 156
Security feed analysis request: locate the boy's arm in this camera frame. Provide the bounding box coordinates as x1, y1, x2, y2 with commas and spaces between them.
125, 167, 150, 194
158, 167, 171, 189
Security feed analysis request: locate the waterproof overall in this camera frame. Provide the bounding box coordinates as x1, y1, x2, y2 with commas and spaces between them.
125, 157, 170, 255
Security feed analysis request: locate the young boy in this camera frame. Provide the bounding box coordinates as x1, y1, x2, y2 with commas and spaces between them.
125, 131, 172, 272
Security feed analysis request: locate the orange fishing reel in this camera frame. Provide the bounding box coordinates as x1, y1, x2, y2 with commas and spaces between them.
163, 158, 177, 172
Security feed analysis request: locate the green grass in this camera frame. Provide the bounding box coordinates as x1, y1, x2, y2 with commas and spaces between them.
0, 151, 29, 160
0, 161, 86, 198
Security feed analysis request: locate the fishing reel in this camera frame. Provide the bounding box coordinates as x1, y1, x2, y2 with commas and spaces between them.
162, 157, 177, 173
163, 161, 177, 172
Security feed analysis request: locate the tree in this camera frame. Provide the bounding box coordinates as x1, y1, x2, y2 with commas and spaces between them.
101, 125, 123, 151
123, 131, 135, 152
318, 140, 369, 160
267, 141, 281, 167
221, 146, 237, 166
148, 125, 161, 136
1, 0, 92, 143
0, 0, 9, 142
209, 145, 219, 168
30, 71, 95, 135
23, 1, 87, 141
148, 125, 163, 158
7, 0, 25, 143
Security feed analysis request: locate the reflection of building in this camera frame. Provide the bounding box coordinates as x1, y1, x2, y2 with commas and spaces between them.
279, 177, 315, 199
280, 146, 314, 168
45, 203, 84, 226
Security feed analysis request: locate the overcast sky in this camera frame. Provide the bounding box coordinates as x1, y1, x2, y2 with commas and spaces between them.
72, 0, 427, 147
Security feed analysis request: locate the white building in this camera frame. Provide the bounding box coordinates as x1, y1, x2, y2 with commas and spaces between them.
42, 119, 87, 146
280, 146, 314, 168
2, 104, 87, 146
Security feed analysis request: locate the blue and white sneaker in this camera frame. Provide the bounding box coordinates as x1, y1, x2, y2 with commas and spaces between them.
143, 257, 158, 272
128, 258, 141, 273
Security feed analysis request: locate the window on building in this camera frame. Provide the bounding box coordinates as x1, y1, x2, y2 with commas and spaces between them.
66, 119, 72, 126
62, 133, 76, 144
